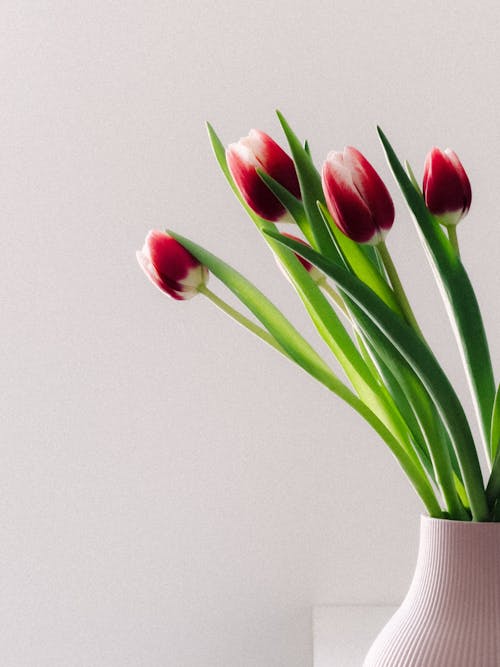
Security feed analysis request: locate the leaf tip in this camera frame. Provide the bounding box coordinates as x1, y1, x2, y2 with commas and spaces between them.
376, 125, 386, 141
275, 109, 289, 132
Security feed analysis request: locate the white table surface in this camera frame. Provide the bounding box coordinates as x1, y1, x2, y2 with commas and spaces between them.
313, 605, 397, 667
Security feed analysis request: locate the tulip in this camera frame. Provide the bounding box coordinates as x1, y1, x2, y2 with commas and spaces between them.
422, 147, 471, 226
226, 129, 301, 222
322, 147, 395, 245
137, 230, 208, 300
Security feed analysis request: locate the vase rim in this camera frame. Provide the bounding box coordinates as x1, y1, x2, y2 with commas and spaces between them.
421, 513, 500, 527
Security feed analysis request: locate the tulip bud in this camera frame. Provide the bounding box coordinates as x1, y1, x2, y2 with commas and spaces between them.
137, 230, 208, 300
226, 129, 301, 222
422, 147, 471, 226
276, 233, 323, 283
322, 147, 395, 245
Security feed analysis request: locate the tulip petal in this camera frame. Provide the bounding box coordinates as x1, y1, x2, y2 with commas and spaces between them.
226, 142, 286, 221
445, 149, 472, 214
423, 147, 470, 223
137, 231, 207, 300
226, 129, 301, 222
344, 146, 395, 232
136, 249, 185, 300
245, 129, 301, 199
322, 154, 377, 244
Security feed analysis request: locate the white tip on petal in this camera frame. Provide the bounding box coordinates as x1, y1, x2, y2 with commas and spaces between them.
240, 129, 267, 158
325, 150, 345, 165
227, 140, 260, 168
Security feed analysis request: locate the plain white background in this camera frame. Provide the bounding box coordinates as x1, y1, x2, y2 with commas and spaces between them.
3, 1, 500, 665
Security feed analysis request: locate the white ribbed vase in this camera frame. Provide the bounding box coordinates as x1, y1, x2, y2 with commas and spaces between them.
364, 515, 500, 666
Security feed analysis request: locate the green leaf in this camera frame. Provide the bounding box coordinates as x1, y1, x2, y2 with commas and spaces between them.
317, 201, 402, 314
207, 121, 412, 451
405, 160, 421, 192
377, 126, 496, 462
491, 385, 500, 460
354, 332, 469, 511
206, 122, 388, 427
266, 229, 488, 521
359, 339, 435, 478
168, 230, 442, 517
276, 110, 339, 258
206, 122, 238, 196
272, 245, 418, 455
347, 299, 467, 519
256, 169, 311, 236
168, 230, 340, 393
355, 306, 468, 513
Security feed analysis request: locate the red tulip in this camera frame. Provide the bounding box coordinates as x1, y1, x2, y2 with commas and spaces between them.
322, 147, 395, 245
137, 230, 208, 300
226, 129, 301, 222
422, 147, 471, 226
280, 233, 323, 281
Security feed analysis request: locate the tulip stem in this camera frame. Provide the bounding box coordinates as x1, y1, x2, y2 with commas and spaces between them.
447, 226, 461, 259
198, 285, 289, 358
317, 277, 348, 315
198, 282, 442, 516
376, 241, 424, 339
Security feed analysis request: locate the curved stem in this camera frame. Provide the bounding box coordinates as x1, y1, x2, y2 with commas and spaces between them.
295, 342, 443, 517
198, 285, 288, 357
345, 393, 443, 518
377, 241, 424, 339
199, 287, 441, 517
317, 277, 348, 314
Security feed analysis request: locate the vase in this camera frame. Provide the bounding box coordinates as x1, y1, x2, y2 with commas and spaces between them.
363, 515, 500, 666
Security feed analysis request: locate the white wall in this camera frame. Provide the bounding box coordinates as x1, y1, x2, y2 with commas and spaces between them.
3, 1, 500, 665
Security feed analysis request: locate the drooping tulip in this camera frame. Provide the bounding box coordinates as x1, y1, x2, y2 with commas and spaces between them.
137, 230, 208, 300
226, 129, 301, 222
422, 147, 471, 226
322, 147, 395, 245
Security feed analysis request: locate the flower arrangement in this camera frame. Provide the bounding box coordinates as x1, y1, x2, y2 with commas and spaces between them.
137, 111, 500, 522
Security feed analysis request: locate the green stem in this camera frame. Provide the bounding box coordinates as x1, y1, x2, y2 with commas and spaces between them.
317, 277, 348, 314
320, 280, 438, 499
405, 160, 421, 192
377, 241, 424, 338
345, 395, 443, 518
349, 301, 466, 518
312, 360, 442, 517
447, 225, 460, 259
419, 396, 469, 520
198, 285, 288, 358
199, 288, 441, 517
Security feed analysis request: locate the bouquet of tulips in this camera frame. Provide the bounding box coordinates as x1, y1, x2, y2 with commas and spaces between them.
137, 111, 500, 522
